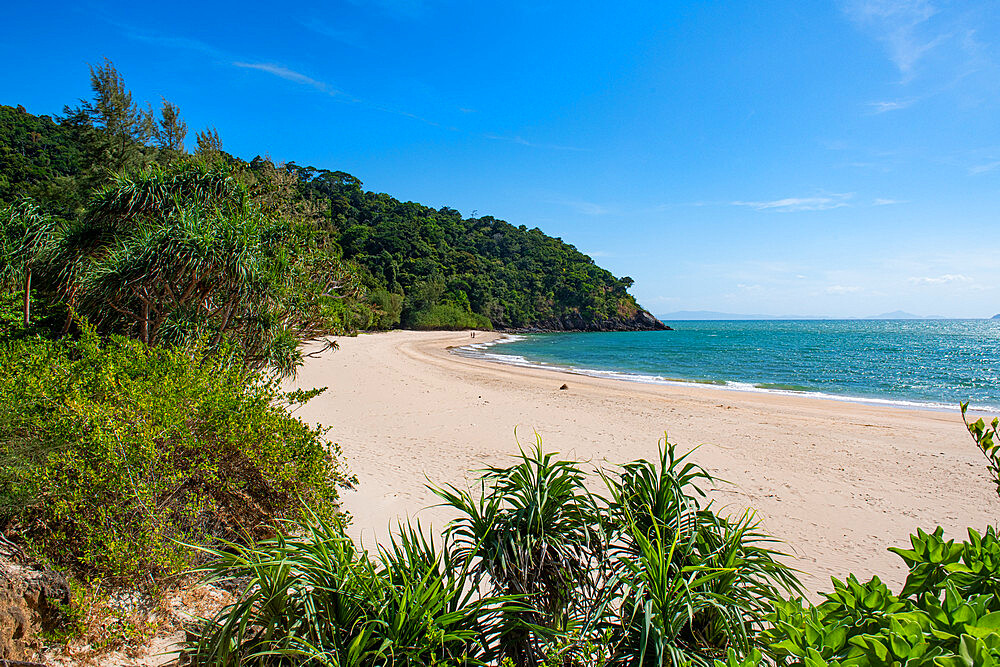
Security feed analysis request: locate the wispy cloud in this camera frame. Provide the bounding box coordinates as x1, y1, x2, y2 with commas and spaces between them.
842, 0, 996, 111
233, 62, 346, 96
841, 0, 942, 78
731, 193, 854, 212
908, 274, 973, 285
969, 160, 1000, 174
119, 23, 589, 152
873, 197, 907, 205
868, 98, 917, 113
483, 133, 589, 152
826, 284, 863, 294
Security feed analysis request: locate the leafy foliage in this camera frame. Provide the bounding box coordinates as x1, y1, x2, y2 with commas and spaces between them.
186, 513, 506, 666
963, 402, 1000, 497
18, 162, 369, 375
0, 327, 351, 583
290, 166, 650, 329
188, 437, 801, 666
1, 67, 661, 333
760, 526, 1000, 666
434, 439, 605, 666
597, 445, 800, 667
0, 104, 83, 204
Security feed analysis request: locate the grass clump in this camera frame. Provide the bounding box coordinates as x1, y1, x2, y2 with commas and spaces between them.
0, 324, 351, 585
187, 514, 507, 666
188, 436, 800, 666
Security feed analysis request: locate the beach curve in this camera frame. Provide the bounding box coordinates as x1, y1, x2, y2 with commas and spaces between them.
286, 329, 999, 596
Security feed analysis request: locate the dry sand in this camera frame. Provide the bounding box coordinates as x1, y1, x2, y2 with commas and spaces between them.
287, 329, 999, 596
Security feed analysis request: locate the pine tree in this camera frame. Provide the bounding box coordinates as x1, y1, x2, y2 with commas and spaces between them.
195, 126, 223, 156
81, 58, 155, 173
156, 98, 187, 153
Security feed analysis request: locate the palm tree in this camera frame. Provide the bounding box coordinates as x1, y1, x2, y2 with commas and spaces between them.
48, 161, 355, 375
433, 436, 605, 666
0, 199, 58, 326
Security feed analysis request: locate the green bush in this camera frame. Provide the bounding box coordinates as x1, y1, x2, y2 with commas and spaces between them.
0, 326, 351, 583
186, 514, 507, 667
408, 303, 492, 331
761, 526, 1000, 666
368, 287, 404, 329
188, 438, 800, 666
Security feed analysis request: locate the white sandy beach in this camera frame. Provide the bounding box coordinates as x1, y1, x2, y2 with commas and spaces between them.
287, 329, 999, 596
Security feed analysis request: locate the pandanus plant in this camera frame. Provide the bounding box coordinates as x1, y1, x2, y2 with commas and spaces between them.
0, 198, 59, 326
42, 161, 356, 375
433, 436, 606, 667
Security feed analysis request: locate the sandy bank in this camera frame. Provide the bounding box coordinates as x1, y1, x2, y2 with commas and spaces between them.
286, 330, 998, 595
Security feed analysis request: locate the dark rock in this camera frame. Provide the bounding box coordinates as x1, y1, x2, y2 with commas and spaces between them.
559, 384, 569, 390
1, 547, 70, 661
500, 309, 671, 333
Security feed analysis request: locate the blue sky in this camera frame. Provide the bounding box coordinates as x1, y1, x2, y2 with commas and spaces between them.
4, 0, 1000, 317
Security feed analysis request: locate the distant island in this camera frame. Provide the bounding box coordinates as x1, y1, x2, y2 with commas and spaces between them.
994, 314, 1000, 319
661, 310, 961, 321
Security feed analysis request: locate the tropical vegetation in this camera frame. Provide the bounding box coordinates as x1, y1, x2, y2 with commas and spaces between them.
0, 59, 660, 335
0, 323, 351, 584
183, 416, 1000, 667
186, 438, 803, 666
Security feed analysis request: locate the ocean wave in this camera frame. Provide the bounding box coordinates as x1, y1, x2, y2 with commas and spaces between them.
451, 338, 999, 413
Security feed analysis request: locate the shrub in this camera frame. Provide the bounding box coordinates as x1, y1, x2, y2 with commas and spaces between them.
187, 438, 800, 666
597, 445, 800, 667
434, 440, 605, 666
408, 304, 492, 331
761, 526, 1000, 666
368, 287, 403, 329
186, 514, 506, 666
0, 326, 352, 584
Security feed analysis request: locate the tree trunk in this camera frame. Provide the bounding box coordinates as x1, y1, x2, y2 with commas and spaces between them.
22, 270, 31, 326
141, 301, 149, 344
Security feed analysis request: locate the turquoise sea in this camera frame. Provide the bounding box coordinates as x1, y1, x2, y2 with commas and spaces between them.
459, 320, 1000, 412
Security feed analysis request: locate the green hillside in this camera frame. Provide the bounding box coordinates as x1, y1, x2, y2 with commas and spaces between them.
0, 86, 665, 333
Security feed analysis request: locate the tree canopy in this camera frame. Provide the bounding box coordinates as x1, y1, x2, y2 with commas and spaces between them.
0, 60, 664, 353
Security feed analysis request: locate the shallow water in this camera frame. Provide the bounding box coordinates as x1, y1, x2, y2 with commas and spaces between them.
459, 320, 1000, 412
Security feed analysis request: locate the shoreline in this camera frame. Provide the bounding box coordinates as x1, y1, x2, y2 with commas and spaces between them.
456, 332, 998, 416
287, 329, 999, 596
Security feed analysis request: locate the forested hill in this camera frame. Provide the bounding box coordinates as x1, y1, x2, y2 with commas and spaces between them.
1, 99, 666, 332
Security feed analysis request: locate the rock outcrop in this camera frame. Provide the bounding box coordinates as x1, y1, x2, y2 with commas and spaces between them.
506, 309, 671, 332
1, 544, 70, 662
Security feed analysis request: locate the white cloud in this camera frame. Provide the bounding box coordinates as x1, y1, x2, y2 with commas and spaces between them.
556, 200, 610, 215
908, 274, 973, 284
731, 193, 853, 212
232, 62, 342, 95
869, 99, 916, 113
826, 285, 863, 294
841, 0, 942, 78
969, 160, 1000, 174
873, 197, 907, 205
